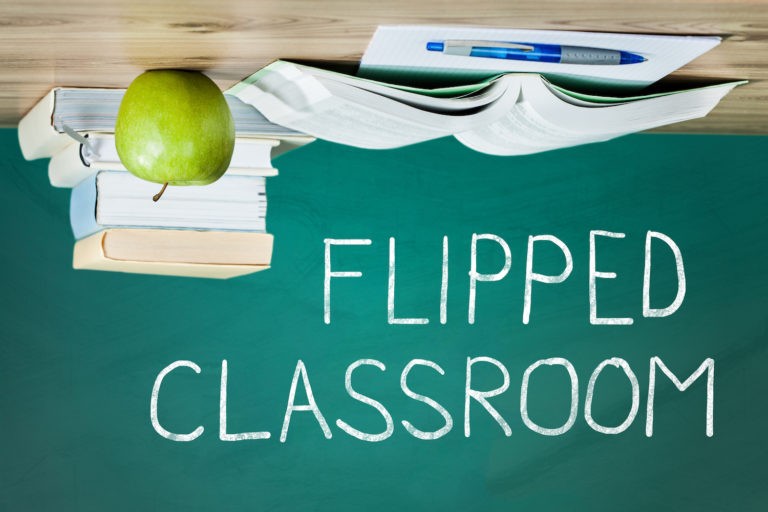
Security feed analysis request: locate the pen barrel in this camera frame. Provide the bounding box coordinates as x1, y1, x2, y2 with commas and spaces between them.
466, 44, 561, 62
443, 42, 640, 65
560, 46, 621, 65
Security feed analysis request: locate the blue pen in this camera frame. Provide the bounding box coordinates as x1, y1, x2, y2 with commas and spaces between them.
426, 40, 646, 65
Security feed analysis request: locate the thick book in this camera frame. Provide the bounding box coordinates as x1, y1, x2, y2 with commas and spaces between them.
73, 229, 273, 279
49, 134, 279, 188
18, 87, 314, 161
70, 170, 267, 239
228, 61, 744, 156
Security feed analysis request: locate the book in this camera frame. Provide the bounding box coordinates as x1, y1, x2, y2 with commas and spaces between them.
73, 229, 273, 279
227, 61, 744, 156
18, 87, 314, 161
49, 134, 279, 188
70, 170, 267, 239
359, 26, 722, 90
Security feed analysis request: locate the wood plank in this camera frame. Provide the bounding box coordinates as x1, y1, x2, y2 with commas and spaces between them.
1, 0, 766, 133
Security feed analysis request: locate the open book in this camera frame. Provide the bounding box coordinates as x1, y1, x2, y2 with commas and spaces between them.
227, 61, 743, 156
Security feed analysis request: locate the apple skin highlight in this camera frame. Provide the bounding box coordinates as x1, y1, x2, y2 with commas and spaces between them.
115, 70, 235, 190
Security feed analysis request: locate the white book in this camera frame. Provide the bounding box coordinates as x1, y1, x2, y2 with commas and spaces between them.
49, 134, 280, 188
18, 87, 314, 161
228, 61, 743, 156
359, 26, 722, 90
70, 170, 267, 239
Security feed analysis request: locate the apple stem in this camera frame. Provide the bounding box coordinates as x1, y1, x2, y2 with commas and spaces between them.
153, 182, 169, 202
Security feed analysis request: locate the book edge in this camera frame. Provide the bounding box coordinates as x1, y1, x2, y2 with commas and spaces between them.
73, 230, 272, 279
18, 88, 59, 160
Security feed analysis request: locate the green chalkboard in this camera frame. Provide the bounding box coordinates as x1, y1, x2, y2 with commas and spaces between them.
0, 128, 766, 510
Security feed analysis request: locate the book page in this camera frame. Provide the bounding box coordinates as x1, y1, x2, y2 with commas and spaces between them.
455, 105, 620, 156
231, 62, 522, 149
102, 230, 273, 265
456, 77, 740, 156
549, 80, 748, 105
298, 64, 507, 112
96, 172, 267, 232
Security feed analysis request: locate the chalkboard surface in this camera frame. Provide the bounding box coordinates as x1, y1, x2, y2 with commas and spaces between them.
0, 129, 766, 510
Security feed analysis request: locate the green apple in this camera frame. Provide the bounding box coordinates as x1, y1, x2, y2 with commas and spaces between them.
115, 70, 235, 200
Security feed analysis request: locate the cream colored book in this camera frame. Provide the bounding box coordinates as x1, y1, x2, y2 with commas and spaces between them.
73, 229, 273, 279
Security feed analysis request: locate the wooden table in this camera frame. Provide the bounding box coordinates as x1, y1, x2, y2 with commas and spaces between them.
1, 0, 766, 133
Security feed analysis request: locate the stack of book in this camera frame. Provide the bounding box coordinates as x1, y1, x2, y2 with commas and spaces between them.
18, 87, 314, 279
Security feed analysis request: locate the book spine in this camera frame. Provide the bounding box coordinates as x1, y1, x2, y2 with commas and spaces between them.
48, 140, 92, 188
72, 231, 107, 269
18, 89, 69, 160
69, 173, 101, 239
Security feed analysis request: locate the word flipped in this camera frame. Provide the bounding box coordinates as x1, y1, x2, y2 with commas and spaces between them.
324, 231, 686, 324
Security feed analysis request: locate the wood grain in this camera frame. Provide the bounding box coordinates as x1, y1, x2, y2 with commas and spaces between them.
1, 0, 766, 133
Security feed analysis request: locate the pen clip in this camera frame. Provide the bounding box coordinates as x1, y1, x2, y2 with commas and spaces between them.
444, 40, 535, 51
63, 125, 100, 160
